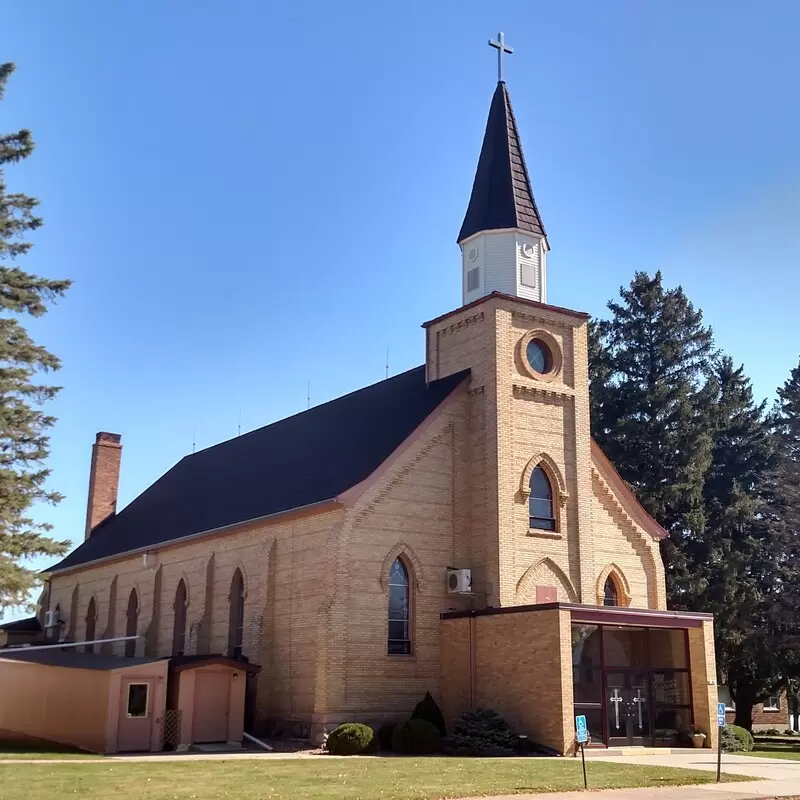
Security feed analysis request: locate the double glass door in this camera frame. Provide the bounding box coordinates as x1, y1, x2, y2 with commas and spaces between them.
605, 671, 651, 746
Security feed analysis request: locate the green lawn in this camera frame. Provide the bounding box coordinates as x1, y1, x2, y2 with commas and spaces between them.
0, 743, 98, 760
745, 741, 800, 761
0, 757, 750, 800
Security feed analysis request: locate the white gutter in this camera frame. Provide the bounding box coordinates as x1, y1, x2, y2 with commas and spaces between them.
3, 635, 141, 652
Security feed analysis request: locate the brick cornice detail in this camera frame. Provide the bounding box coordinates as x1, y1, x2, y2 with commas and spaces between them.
436, 312, 484, 337
512, 383, 574, 401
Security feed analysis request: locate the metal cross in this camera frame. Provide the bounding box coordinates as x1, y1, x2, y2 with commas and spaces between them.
633, 689, 646, 730
488, 32, 513, 82
609, 689, 624, 730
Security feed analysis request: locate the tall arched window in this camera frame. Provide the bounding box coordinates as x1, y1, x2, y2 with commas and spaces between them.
529, 466, 556, 531
603, 576, 618, 607
388, 558, 411, 655
85, 597, 97, 653
173, 579, 187, 656
49, 603, 62, 642
125, 589, 138, 657
228, 569, 245, 658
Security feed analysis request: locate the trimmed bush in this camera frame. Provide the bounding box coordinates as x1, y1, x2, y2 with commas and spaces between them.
392, 718, 442, 755
446, 707, 518, 756
326, 722, 374, 755
377, 722, 396, 752
720, 725, 754, 753
411, 691, 447, 736
728, 724, 754, 751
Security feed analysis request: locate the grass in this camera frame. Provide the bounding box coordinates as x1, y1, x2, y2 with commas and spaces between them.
744, 741, 800, 761
0, 757, 750, 800
0, 742, 98, 760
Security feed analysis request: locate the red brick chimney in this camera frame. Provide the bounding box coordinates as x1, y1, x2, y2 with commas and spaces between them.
85, 432, 123, 539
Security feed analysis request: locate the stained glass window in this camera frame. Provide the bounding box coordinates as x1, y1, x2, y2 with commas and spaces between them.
529, 467, 556, 531
388, 558, 411, 655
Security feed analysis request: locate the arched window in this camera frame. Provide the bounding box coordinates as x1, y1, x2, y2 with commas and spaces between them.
388, 558, 411, 655
49, 603, 62, 642
85, 597, 97, 653
228, 569, 245, 659
603, 576, 618, 607
125, 589, 138, 657
529, 466, 556, 531
173, 579, 187, 656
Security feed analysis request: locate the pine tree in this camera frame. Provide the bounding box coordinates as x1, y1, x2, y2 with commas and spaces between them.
764, 358, 800, 691
589, 271, 716, 598
0, 63, 70, 611
699, 358, 780, 728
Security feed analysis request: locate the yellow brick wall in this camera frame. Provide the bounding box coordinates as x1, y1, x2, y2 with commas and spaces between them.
688, 620, 718, 750
441, 608, 574, 754
48, 507, 342, 735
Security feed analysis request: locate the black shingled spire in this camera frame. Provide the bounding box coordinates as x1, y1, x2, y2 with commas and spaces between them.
458, 82, 548, 245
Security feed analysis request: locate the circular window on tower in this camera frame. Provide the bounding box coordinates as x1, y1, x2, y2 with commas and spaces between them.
519, 330, 562, 381
526, 339, 552, 374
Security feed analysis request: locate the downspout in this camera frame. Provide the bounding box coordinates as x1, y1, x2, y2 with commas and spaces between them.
468, 616, 477, 708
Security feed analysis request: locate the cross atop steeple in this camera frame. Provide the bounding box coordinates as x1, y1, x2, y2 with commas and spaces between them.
488, 32, 513, 82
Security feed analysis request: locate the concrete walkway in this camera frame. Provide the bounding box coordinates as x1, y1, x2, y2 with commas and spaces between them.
457, 752, 800, 800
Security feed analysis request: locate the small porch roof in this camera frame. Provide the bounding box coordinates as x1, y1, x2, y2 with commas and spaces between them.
441, 602, 713, 629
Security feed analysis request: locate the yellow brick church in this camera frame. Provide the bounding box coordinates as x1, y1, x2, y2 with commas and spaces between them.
40, 62, 718, 755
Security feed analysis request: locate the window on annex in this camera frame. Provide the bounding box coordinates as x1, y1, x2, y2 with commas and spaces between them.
572, 623, 602, 742
126, 683, 149, 718
529, 467, 556, 531
388, 558, 411, 655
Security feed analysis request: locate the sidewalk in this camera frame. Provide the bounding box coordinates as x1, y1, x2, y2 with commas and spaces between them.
456, 752, 800, 800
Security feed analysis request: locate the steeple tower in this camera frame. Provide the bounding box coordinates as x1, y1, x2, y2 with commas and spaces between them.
458, 36, 549, 305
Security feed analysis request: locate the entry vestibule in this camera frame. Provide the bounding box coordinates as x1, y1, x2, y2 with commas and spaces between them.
440, 603, 718, 755
572, 624, 692, 747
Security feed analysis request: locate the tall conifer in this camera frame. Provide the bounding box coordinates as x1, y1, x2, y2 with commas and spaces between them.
0, 63, 70, 610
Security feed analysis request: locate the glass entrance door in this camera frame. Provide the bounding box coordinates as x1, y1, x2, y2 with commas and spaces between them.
605, 671, 651, 746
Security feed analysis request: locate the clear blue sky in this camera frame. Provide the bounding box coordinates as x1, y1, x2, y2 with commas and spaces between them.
2, 1, 799, 612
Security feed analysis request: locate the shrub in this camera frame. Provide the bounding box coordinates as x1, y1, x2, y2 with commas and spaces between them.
763, 728, 780, 736
728, 724, 754, 752
326, 723, 374, 755
720, 725, 754, 753
377, 722, 396, 752
719, 727, 742, 753
785, 729, 797, 736
392, 718, 441, 755
411, 691, 447, 736
445, 708, 518, 756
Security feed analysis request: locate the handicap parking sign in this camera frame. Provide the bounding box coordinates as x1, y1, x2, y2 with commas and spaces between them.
576, 714, 588, 743
717, 702, 726, 727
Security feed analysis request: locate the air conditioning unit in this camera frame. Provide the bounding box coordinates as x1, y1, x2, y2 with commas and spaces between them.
447, 568, 472, 594
44, 609, 59, 628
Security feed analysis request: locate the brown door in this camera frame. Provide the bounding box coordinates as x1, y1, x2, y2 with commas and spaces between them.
192, 671, 231, 743
117, 680, 153, 752
605, 670, 652, 746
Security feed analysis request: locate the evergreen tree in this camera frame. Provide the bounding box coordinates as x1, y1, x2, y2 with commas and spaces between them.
764, 358, 800, 688
0, 63, 70, 611
589, 271, 716, 598
699, 358, 780, 728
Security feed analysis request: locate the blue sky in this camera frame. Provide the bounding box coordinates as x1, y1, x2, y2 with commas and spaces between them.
2, 1, 799, 612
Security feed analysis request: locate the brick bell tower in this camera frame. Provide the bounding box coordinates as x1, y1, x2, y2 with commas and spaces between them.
424, 35, 595, 608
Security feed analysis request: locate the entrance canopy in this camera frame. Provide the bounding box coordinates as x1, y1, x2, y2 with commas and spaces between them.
440, 602, 716, 755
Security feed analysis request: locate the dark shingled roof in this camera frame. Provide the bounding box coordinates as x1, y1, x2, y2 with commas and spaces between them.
0, 616, 41, 633
0, 650, 163, 671
50, 366, 469, 572
458, 81, 547, 244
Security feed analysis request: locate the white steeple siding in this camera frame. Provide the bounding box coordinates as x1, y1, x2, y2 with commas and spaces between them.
461, 229, 548, 305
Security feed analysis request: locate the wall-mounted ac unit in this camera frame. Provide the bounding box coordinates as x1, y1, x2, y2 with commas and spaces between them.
447, 568, 472, 594
44, 609, 59, 628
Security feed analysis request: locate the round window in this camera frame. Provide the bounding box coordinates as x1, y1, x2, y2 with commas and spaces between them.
526, 338, 552, 375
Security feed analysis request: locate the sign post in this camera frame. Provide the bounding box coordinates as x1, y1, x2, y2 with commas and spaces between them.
716, 702, 726, 783
575, 715, 588, 789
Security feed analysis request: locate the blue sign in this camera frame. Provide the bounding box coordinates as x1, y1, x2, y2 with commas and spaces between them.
576, 714, 588, 743
717, 702, 727, 727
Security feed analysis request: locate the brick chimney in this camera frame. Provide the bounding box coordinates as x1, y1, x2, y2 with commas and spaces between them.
85, 432, 122, 539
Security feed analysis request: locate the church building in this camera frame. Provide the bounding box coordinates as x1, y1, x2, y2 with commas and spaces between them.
42, 44, 718, 754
